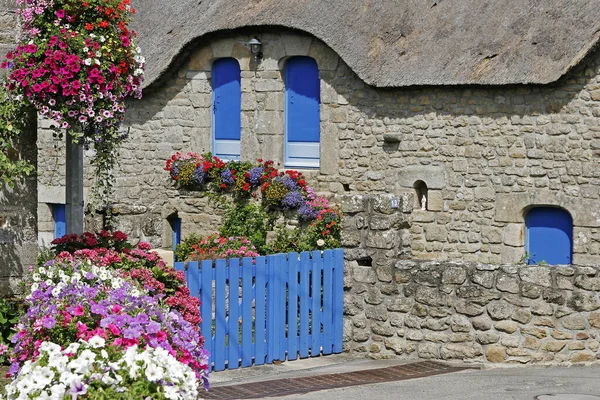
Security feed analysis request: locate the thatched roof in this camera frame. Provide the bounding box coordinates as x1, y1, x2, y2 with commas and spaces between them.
132, 0, 600, 89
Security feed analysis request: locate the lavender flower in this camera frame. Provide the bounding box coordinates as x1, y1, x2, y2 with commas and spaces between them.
281, 176, 298, 191
220, 168, 235, 185
193, 167, 205, 185
298, 202, 319, 221
282, 190, 305, 210
248, 167, 263, 187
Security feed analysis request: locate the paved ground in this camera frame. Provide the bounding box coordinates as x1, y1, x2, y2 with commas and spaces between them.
206, 355, 600, 400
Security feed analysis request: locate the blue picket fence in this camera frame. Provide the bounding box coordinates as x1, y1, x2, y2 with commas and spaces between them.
174, 249, 344, 372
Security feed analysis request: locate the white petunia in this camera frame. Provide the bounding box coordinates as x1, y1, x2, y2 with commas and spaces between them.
39, 342, 61, 355
32, 273, 41, 282
145, 364, 164, 382
164, 385, 181, 400
50, 383, 67, 398
84, 58, 92, 66
87, 335, 105, 349
64, 342, 80, 354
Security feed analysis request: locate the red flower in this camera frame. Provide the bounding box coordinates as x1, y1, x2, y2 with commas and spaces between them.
98, 20, 109, 28
220, 183, 226, 189
85, 23, 94, 31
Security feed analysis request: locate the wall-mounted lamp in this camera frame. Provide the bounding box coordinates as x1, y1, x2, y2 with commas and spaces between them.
248, 37, 263, 63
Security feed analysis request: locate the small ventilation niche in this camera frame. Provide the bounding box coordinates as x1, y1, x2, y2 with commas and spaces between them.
414, 180, 428, 211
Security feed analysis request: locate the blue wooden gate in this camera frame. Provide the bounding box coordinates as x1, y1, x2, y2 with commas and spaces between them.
175, 249, 344, 371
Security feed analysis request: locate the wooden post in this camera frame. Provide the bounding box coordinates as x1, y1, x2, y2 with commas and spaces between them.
65, 137, 84, 234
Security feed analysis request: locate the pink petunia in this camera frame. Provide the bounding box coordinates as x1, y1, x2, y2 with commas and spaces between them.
72, 305, 85, 316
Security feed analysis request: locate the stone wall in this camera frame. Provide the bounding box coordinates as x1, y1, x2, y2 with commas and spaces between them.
32, 27, 600, 265
344, 258, 600, 364
0, 2, 38, 295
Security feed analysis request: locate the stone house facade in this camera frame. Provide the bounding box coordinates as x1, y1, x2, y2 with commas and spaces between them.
3, 0, 600, 363
35, 26, 600, 267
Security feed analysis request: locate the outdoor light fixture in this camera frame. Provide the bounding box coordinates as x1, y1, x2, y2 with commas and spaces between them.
249, 37, 263, 63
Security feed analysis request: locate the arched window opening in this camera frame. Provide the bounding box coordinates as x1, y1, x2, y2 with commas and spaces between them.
525, 207, 573, 265
212, 58, 241, 160
414, 180, 428, 211
285, 56, 320, 168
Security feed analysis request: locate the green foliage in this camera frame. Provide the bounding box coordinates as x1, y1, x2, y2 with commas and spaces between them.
219, 201, 275, 254
0, 298, 21, 343
0, 298, 24, 364
174, 232, 203, 261
268, 225, 304, 254
0, 83, 35, 187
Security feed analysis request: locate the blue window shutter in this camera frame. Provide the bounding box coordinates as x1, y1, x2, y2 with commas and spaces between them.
285, 57, 320, 167
526, 207, 573, 265
53, 204, 66, 239
212, 58, 241, 159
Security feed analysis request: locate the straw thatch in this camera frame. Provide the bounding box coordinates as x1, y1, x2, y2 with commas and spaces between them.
132, 0, 600, 88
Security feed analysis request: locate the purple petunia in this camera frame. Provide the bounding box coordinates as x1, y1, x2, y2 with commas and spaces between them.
42, 317, 56, 329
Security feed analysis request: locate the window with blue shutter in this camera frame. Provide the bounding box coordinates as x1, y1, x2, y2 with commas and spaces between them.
52, 204, 66, 239
212, 58, 241, 160
167, 214, 182, 261
285, 57, 320, 168
526, 207, 573, 265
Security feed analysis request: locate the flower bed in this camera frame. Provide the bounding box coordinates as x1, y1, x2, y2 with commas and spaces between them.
166, 153, 342, 259
5, 232, 209, 399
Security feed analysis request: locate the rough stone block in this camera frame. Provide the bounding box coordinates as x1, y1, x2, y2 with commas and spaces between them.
568, 292, 600, 311
366, 231, 396, 249
476, 332, 499, 345
520, 266, 552, 287
574, 275, 600, 291
415, 286, 447, 307
365, 305, 388, 322
511, 308, 532, 324
450, 314, 472, 332
472, 270, 495, 289
502, 223, 524, 247
397, 165, 447, 189
496, 274, 519, 293
440, 343, 482, 360
474, 187, 495, 201
544, 341, 566, 352
569, 352, 596, 363
352, 265, 377, 284
384, 337, 404, 354
561, 314, 587, 330
472, 315, 492, 331
487, 300, 513, 320
338, 195, 366, 213
495, 193, 529, 223
494, 321, 518, 334
485, 345, 506, 362
442, 266, 467, 284
427, 190, 443, 211
425, 225, 447, 242
501, 245, 524, 264
454, 300, 484, 316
